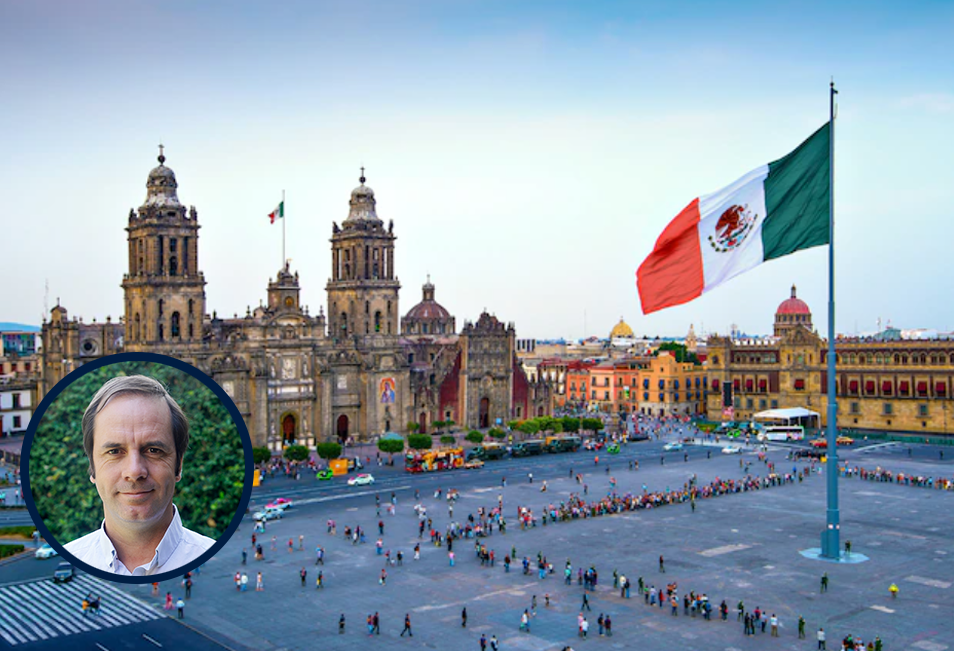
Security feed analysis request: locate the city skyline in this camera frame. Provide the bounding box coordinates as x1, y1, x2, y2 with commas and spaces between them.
3, 1, 952, 340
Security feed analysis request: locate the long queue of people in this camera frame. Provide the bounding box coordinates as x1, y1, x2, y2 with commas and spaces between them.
840, 465, 954, 490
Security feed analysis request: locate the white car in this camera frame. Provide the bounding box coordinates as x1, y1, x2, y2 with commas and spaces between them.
662, 442, 683, 452
721, 445, 744, 455
347, 473, 375, 486
253, 507, 283, 521
35, 543, 58, 559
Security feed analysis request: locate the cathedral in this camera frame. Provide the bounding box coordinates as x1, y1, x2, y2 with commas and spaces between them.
39, 150, 552, 450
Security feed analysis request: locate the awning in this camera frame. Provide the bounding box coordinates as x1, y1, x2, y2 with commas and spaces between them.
937, 382, 947, 396
753, 407, 820, 422
734, 379, 741, 391
882, 381, 893, 395
759, 379, 767, 390
711, 379, 719, 390
865, 381, 875, 394
849, 380, 859, 393
794, 379, 805, 390
746, 379, 754, 391
899, 380, 909, 394
918, 381, 928, 395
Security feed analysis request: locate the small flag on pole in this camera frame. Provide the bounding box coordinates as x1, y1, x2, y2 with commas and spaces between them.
268, 201, 284, 224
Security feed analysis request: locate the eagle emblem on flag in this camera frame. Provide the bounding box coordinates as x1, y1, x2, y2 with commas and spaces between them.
708, 204, 757, 253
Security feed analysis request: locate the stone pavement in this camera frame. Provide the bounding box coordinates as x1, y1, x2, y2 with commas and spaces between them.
115, 440, 954, 650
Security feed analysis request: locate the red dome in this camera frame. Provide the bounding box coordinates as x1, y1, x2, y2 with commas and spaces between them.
405, 301, 451, 320
776, 285, 811, 315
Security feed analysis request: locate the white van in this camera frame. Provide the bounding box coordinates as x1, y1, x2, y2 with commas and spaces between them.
757, 425, 804, 442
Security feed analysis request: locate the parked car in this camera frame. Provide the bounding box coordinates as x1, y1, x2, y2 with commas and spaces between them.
266, 498, 293, 510
663, 442, 684, 452
627, 432, 650, 442
721, 445, 744, 455
316, 469, 333, 480
35, 543, 58, 560
810, 439, 828, 449
53, 562, 74, 583
463, 460, 484, 469
347, 473, 375, 486
836, 436, 855, 446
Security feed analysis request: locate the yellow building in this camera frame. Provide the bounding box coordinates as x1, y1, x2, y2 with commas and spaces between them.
707, 286, 954, 433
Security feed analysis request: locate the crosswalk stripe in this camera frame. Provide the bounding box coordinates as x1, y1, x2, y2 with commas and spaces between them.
0, 573, 163, 646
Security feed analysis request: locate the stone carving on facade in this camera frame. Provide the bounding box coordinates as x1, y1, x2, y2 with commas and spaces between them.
282, 357, 296, 379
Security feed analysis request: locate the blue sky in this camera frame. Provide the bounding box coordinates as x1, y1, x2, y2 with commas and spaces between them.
3, 0, 952, 339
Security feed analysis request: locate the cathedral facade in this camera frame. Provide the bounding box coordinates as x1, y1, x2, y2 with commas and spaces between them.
39, 152, 552, 450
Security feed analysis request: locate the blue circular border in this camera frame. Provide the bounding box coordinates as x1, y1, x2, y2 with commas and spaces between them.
20, 352, 254, 585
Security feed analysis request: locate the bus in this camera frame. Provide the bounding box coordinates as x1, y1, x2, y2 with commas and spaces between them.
545, 436, 581, 453
757, 425, 805, 442
405, 448, 465, 473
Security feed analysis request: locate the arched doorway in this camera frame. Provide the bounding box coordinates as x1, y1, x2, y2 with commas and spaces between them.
537, 406, 544, 417
479, 397, 490, 429
282, 414, 296, 445
418, 412, 427, 434
336, 415, 349, 444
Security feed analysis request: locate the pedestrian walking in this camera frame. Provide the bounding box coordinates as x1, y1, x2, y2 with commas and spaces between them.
300, 567, 307, 587
820, 572, 829, 593
480, 634, 487, 650
798, 615, 806, 638
770, 614, 779, 637
316, 571, 323, 588
581, 616, 589, 638
597, 613, 604, 635
241, 549, 247, 565
817, 627, 826, 650
659, 554, 665, 572
299, 534, 304, 551
339, 613, 345, 634
373, 612, 380, 634
176, 597, 185, 619
400, 613, 413, 637
256, 572, 264, 591
367, 614, 375, 636
605, 614, 612, 636
380, 568, 387, 586
241, 573, 248, 591
581, 593, 591, 611
462, 607, 467, 627
185, 578, 192, 598
520, 609, 530, 632
489, 634, 499, 650
152, 582, 159, 597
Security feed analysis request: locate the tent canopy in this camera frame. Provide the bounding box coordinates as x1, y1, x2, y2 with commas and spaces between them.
380, 432, 404, 441
753, 407, 820, 421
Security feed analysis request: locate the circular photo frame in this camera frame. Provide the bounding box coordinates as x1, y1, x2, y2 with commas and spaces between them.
21, 352, 253, 584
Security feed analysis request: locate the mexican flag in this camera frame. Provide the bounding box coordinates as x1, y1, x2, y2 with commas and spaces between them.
637, 122, 831, 315
268, 201, 284, 224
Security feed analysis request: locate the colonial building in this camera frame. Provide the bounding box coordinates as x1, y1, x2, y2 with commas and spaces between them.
39, 150, 551, 449
707, 286, 954, 433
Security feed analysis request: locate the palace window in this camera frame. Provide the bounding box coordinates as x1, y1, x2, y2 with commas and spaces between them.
850, 402, 859, 414
883, 403, 893, 415
919, 404, 929, 417
770, 399, 778, 409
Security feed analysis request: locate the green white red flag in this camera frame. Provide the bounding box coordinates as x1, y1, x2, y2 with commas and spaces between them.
268, 201, 284, 224
637, 122, 831, 314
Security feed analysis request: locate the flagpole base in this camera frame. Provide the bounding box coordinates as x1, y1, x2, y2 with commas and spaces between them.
799, 548, 869, 564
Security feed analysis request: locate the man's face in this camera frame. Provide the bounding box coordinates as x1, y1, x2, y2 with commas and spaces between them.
91, 394, 179, 531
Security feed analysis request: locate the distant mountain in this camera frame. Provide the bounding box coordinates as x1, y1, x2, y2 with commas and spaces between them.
0, 323, 40, 332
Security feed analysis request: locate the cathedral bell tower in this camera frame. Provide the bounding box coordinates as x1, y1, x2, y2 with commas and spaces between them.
326, 169, 400, 339
122, 146, 207, 347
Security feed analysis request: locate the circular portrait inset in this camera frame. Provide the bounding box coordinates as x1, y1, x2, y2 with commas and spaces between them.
23, 353, 252, 583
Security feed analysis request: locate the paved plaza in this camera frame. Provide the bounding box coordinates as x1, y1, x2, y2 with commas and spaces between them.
87, 437, 954, 651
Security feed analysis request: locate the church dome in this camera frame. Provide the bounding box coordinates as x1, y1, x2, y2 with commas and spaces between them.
402, 278, 455, 335
143, 146, 182, 209
776, 285, 811, 315
610, 317, 634, 339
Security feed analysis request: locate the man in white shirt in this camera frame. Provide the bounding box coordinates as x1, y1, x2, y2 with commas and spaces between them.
64, 375, 215, 576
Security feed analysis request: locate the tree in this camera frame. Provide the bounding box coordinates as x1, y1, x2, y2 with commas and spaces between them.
406, 422, 420, 433
432, 420, 446, 433
440, 435, 455, 445
561, 416, 580, 432
284, 445, 310, 462
507, 420, 521, 430
488, 427, 506, 440
316, 442, 343, 460
582, 417, 604, 432
252, 447, 272, 465
655, 342, 700, 364
407, 434, 432, 450
465, 430, 485, 444
445, 420, 456, 432
377, 438, 405, 455
517, 420, 540, 436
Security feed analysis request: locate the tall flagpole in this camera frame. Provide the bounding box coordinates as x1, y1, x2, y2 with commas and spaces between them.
282, 189, 286, 269
821, 80, 841, 559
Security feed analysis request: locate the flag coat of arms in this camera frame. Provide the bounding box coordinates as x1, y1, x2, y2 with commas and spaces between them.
637, 122, 831, 314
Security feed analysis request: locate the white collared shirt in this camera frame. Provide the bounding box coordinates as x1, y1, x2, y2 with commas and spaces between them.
64, 504, 215, 576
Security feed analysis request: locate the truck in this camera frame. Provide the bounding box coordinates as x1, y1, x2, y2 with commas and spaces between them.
544, 436, 581, 453
511, 439, 545, 457
466, 443, 508, 461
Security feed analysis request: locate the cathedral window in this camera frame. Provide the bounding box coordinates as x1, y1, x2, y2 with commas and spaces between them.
387, 300, 392, 316
365, 301, 370, 315
158, 299, 164, 317
365, 322, 370, 334
170, 256, 178, 275
373, 262, 379, 278
188, 299, 194, 315
375, 311, 382, 332
135, 313, 141, 341
170, 238, 177, 252
188, 323, 193, 338
158, 323, 164, 341
171, 312, 180, 338
423, 323, 429, 334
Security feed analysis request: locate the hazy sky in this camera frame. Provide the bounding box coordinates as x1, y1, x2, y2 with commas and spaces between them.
3, 1, 952, 341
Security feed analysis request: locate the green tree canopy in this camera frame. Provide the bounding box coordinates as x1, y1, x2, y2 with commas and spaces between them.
316, 442, 342, 460
29, 361, 245, 541
465, 430, 484, 444
655, 342, 700, 364
377, 438, 405, 454
407, 434, 432, 450
252, 447, 272, 465
487, 427, 506, 440
283, 445, 310, 462
440, 435, 455, 445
